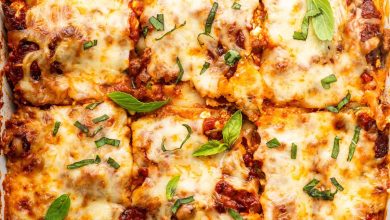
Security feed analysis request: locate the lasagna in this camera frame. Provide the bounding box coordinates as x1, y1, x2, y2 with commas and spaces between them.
0, 0, 388, 219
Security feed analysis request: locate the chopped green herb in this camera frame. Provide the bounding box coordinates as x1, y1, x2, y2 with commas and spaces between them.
149, 16, 164, 31
142, 26, 149, 38
155, 21, 186, 40
85, 101, 103, 110
224, 50, 241, 67
266, 138, 280, 148
327, 91, 351, 113
293, 9, 321, 40
44, 194, 70, 220
52, 121, 61, 136
291, 143, 297, 159
331, 136, 340, 159
107, 157, 120, 169
89, 126, 103, 137
330, 177, 344, 191
171, 196, 195, 214
228, 208, 243, 220
74, 121, 89, 134
92, 114, 109, 124
95, 137, 120, 148
347, 126, 361, 161
231, 2, 241, 10
162, 124, 192, 152
303, 178, 320, 192
175, 57, 184, 84
197, 2, 218, 45
200, 62, 210, 75
166, 175, 180, 200
67, 156, 100, 169
83, 39, 97, 50
303, 178, 337, 200
321, 74, 337, 89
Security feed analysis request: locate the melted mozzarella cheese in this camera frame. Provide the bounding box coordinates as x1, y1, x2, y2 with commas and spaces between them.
10, 0, 132, 105
3, 102, 132, 219
131, 107, 260, 219
254, 109, 388, 219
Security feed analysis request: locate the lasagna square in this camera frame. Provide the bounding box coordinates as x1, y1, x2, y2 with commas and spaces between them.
254, 108, 388, 219
2, 102, 132, 219
2, 0, 134, 105
129, 106, 263, 219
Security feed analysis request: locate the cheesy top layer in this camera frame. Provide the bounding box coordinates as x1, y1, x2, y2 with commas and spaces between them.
3, 102, 132, 219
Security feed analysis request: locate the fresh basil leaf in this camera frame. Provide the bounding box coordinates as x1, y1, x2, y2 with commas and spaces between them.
166, 175, 180, 200
175, 57, 184, 84
157, 14, 164, 26
149, 16, 164, 31
205, 2, 218, 34
222, 110, 242, 147
92, 114, 109, 124
107, 157, 120, 169
83, 39, 97, 50
171, 196, 195, 214
321, 74, 337, 89
331, 136, 340, 159
347, 126, 361, 161
326, 91, 351, 113
303, 178, 320, 192
330, 177, 344, 191
44, 194, 70, 220
161, 124, 192, 152
310, 0, 335, 41
293, 8, 321, 41
228, 208, 243, 220
303, 178, 337, 200
200, 62, 210, 75
52, 121, 61, 136
155, 21, 186, 41
108, 91, 170, 113
67, 156, 100, 169
74, 121, 89, 134
291, 143, 298, 159
232, 2, 241, 10
192, 140, 228, 157
85, 101, 103, 110
95, 137, 120, 148
266, 138, 280, 148
224, 50, 241, 67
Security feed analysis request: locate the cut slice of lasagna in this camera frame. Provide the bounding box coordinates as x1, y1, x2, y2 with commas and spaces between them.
254, 108, 388, 219
2, 0, 134, 105
128, 106, 263, 219
2, 102, 132, 219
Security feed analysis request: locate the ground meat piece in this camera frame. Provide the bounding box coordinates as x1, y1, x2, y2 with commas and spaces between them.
374, 130, 388, 158
361, 0, 381, 19
360, 71, 374, 84
2, 2, 27, 30
120, 207, 147, 220
360, 24, 380, 42
30, 61, 41, 81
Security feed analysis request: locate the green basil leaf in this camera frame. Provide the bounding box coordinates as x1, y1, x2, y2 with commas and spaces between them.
192, 140, 228, 157
92, 114, 109, 124
157, 14, 164, 26
347, 126, 361, 161
224, 50, 241, 67
310, 0, 335, 41
232, 2, 241, 10
171, 196, 195, 214
266, 138, 280, 148
303, 178, 337, 200
228, 208, 243, 220
44, 194, 71, 220
74, 121, 89, 134
222, 110, 242, 147
327, 91, 351, 113
166, 175, 180, 200
95, 137, 120, 148
107, 157, 120, 169
321, 74, 337, 89
330, 177, 344, 191
303, 178, 320, 192
200, 62, 210, 75
149, 16, 164, 31
205, 2, 218, 35
67, 156, 100, 169
85, 101, 103, 110
331, 136, 340, 159
52, 121, 61, 136
291, 143, 298, 159
108, 91, 170, 113
175, 57, 184, 84
293, 8, 321, 41
161, 124, 192, 152
155, 21, 186, 41
83, 39, 97, 50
